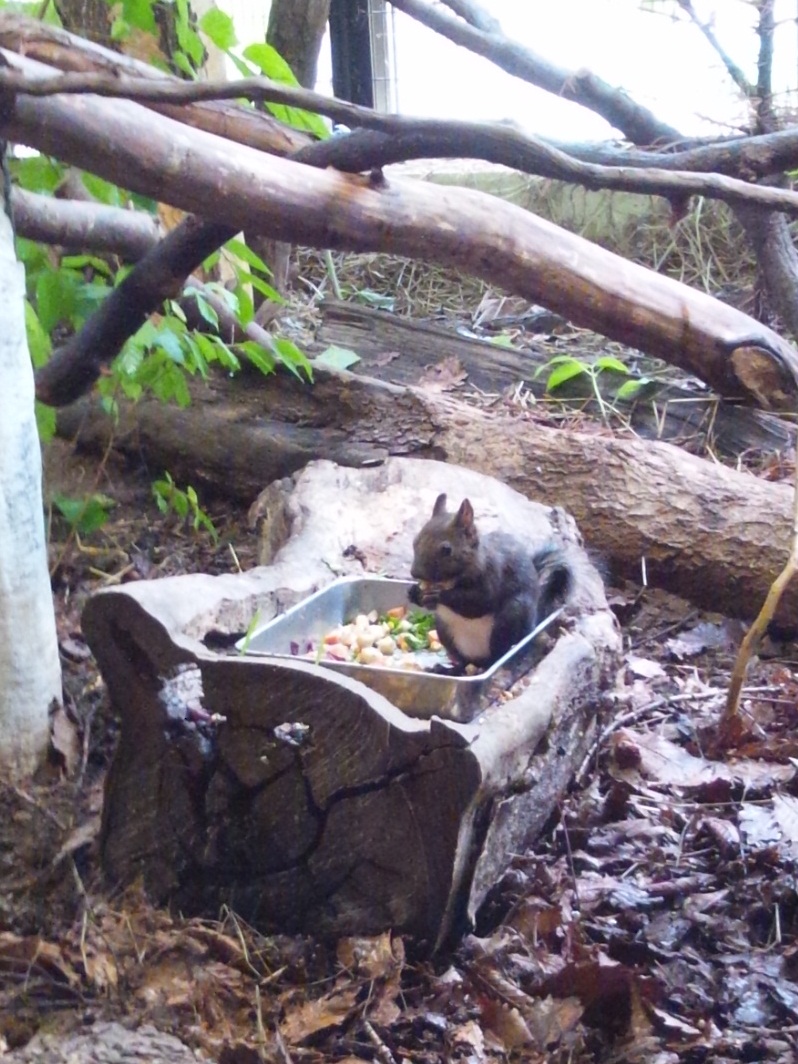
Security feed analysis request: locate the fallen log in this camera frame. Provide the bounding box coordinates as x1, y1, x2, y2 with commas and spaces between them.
315, 298, 796, 456
83, 458, 618, 947
3, 48, 798, 410
58, 364, 798, 626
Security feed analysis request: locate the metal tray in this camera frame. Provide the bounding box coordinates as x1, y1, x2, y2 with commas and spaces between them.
238, 576, 560, 722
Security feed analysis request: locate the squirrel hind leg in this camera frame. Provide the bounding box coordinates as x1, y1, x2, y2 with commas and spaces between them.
489, 597, 536, 662
533, 545, 573, 621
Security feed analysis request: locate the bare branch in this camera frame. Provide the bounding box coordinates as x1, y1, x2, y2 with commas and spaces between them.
11, 186, 160, 260
294, 125, 798, 217
5, 53, 798, 213
387, 0, 680, 145
755, 0, 776, 130
676, 0, 754, 98
438, 0, 501, 33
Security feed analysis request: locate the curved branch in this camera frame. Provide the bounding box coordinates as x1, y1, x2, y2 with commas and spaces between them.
675, 0, 753, 98
292, 124, 798, 215
387, 0, 680, 145
34, 216, 236, 406
4, 51, 798, 216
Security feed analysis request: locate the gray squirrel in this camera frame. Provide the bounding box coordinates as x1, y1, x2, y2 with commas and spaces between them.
408, 493, 572, 668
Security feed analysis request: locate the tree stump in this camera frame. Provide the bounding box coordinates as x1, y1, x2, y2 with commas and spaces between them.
82, 458, 619, 948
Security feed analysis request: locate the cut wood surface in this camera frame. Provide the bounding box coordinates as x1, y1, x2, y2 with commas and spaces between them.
83, 459, 618, 946
59, 364, 797, 627
3, 46, 798, 410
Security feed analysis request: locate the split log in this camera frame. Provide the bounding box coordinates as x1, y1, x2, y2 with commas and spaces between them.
59, 364, 798, 627
82, 459, 618, 947
3, 49, 798, 411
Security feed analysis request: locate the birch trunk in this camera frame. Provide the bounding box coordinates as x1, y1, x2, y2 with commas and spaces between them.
0, 182, 61, 778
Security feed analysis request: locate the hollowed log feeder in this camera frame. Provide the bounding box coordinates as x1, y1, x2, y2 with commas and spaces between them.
82, 458, 620, 947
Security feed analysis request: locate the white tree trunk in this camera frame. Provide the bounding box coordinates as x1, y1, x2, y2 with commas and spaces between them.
0, 190, 61, 778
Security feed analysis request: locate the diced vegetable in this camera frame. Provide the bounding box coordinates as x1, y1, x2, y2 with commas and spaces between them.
301, 604, 446, 670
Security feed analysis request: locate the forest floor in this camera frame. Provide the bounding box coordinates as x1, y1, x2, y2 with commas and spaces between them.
3, 277, 798, 1063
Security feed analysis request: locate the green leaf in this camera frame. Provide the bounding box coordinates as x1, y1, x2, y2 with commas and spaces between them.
272, 337, 313, 381
188, 289, 219, 329
246, 272, 285, 304
156, 329, 187, 365
615, 378, 652, 402
314, 345, 360, 370
488, 333, 516, 348
242, 42, 299, 84
52, 492, 115, 535
80, 172, 126, 207
226, 51, 255, 79
25, 300, 51, 368
239, 340, 276, 376
121, 0, 158, 33
545, 359, 587, 391
225, 237, 273, 277
199, 7, 237, 50
61, 254, 113, 277
35, 402, 56, 443
172, 50, 197, 78
9, 155, 64, 194
240, 43, 329, 139
35, 269, 77, 333
595, 355, 630, 375
199, 332, 240, 372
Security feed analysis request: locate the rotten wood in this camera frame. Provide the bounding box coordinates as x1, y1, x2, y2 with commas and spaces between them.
83, 458, 617, 945
58, 364, 798, 627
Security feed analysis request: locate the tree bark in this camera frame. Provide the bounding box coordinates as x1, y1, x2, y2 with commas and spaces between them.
57, 365, 798, 628
0, 161, 61, 779
267, 0, 331, 89
11, 186, 161, 261
83, 457, 618, 946
3, 51, 795, 410
0, 13, 309, 157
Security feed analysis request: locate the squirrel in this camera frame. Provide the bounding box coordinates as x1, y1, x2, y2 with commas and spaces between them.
408, 493, 572, 669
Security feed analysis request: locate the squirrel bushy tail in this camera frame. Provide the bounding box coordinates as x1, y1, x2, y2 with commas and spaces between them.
532, 544, 573, 623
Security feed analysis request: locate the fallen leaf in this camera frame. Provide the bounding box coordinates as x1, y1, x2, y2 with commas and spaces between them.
611, 729, 795, 791
279, 986, 359, 1044
49, 703, 81, 776
419, 356, 468, 391
626, 655, 667, 680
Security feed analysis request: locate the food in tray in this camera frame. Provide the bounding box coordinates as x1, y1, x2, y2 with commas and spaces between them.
293, 605, 449, 671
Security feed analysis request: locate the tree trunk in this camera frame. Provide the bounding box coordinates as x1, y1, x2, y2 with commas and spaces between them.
267, 0, 331, 89
251, 0, 332, 302
0, 160, 61, 779
83, 457, 618, 947
57, 364, 798, 628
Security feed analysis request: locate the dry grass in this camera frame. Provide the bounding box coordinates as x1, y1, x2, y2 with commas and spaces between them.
291, 182, 759, 321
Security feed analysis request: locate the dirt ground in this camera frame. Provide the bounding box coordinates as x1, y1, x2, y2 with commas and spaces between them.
4, 312, 798, 1062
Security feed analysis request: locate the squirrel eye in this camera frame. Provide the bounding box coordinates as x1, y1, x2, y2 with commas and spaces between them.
439, 542, 452, 558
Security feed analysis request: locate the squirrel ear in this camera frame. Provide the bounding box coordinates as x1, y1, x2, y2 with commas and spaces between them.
433, 493, 448, 516
456, 498, 475, 530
